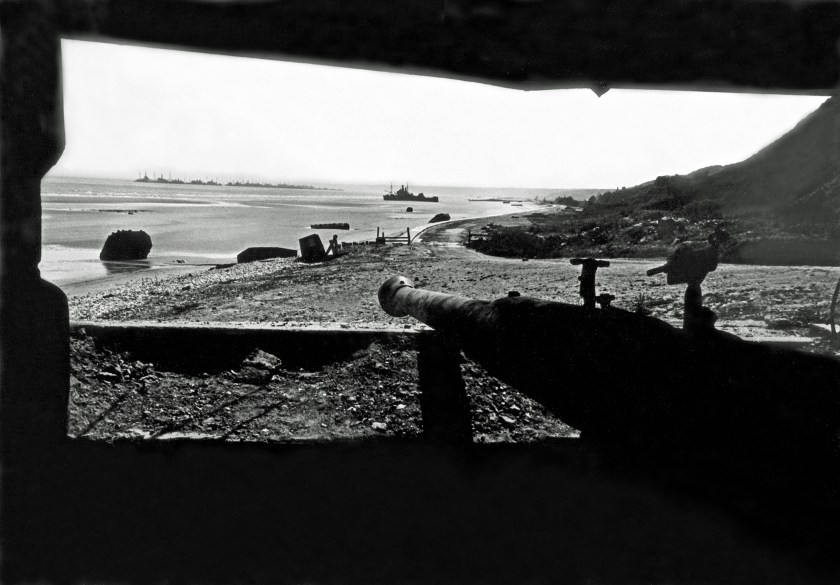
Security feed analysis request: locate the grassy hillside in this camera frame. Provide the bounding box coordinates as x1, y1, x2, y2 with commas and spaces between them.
597, 96, 840, 224
469, 97, 840, 265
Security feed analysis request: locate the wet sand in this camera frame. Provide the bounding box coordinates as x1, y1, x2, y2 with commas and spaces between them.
61, 262, 214, 298
61, 209, 544, 298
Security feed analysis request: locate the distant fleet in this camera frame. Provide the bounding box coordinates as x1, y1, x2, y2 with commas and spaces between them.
134, 173, 339, 191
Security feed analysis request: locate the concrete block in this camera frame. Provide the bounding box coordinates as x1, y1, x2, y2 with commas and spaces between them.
299, 234, 326, 262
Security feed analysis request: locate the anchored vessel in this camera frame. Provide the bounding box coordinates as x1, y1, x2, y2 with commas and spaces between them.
383, 183, 439, 203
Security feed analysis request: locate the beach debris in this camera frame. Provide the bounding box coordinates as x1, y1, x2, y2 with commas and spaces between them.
299, 234, 327, 262
237, 247, 297, 263
429, 213, 451, 223
242, 349, 282, 372
99, 229, 152, 261
235, 349, 282, 385
325, 235, 345, 257
310, 222, 349, 230
406, 207, 413, 213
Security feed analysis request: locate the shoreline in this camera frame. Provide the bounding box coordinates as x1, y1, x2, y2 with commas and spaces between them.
56, 206, 548, 297
60, 262, 214, 298
65, 231, 840, 350
416, 208, 542, 245
57, 203, 840, 305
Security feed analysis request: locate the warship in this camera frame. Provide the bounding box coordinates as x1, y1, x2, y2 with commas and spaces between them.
383, 183, 439, 203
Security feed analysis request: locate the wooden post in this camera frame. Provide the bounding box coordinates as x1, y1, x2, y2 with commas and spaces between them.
417, 333, 472, 443
376, 227, 380, 239
407, 227, 411, 245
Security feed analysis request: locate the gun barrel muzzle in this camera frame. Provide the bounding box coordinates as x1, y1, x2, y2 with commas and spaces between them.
378, 275, 416, 317
378, 275, 487, 331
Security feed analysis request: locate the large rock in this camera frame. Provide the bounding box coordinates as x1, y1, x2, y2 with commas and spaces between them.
242, 349, 282, 371
429, 213, 451, 223
235, 349, 282, 385
237, 247, 297, 263
99, 230, 152, 261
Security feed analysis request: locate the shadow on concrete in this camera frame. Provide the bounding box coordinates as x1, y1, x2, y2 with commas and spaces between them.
76, 323, 415, 374
4, 438, 840, 585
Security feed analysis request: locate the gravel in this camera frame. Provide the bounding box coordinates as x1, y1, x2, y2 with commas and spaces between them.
66, 239, 840, 444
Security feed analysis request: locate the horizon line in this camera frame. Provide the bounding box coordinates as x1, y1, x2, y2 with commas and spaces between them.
43, 173, 611, 192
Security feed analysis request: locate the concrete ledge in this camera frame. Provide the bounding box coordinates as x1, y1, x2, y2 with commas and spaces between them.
71, 320, 426, 373
71, 320, 819, 374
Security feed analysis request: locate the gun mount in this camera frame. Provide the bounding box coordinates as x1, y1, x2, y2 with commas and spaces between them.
379, 275, 840, 504
570, 257, 610, 309
648, 243, 720, 330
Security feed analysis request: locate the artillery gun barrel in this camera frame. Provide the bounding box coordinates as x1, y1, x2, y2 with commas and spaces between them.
379, 275, 492, 333
378, 275, 840, 503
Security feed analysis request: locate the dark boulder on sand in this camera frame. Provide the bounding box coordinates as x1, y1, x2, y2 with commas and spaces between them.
100, 230, 152, 261
237, 247, 297, 263
429, 213, 451, 223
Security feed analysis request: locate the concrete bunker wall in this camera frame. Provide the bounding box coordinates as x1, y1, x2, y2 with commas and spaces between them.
3, 1, 840, 583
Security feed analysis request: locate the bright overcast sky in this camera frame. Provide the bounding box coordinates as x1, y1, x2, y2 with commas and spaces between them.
50, 39, 827, 189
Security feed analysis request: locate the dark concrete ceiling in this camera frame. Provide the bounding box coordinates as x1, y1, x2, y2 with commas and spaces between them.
53, 0, 840, 93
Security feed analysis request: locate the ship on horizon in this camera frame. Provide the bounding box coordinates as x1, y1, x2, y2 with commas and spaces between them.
383, 183, 439, 203
134, 172, 339, 190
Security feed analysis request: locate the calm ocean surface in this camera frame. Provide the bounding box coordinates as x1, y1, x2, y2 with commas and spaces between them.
41, 177, 562, 286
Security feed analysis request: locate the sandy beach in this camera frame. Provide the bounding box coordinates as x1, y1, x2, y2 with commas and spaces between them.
68, 212, 840, 345
65, 211, 840, 445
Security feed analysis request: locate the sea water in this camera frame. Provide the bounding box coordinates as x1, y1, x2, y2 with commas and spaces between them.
41, 176, 561, 286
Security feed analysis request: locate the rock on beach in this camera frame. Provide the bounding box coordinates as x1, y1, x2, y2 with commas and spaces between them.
100, 230, 153, 261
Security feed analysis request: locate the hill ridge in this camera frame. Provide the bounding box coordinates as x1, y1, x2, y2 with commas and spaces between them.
598, 96, 840, 222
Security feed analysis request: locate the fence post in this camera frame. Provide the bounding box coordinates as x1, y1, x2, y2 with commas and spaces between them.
407, 227, 411, 245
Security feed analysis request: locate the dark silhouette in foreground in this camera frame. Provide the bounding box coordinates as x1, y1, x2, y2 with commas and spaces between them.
378, 271, 840, 529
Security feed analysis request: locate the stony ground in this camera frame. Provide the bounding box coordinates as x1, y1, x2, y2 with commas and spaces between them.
70, 237, 840, 345
67, 218, 840, 443
69, 330, 574, 443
